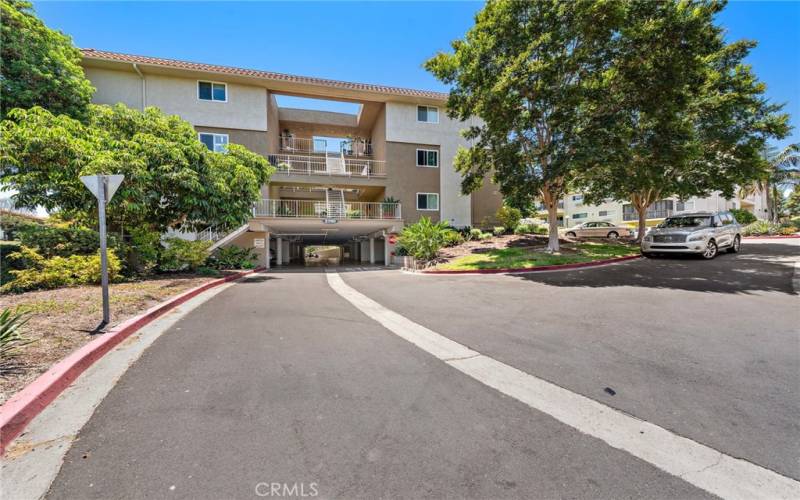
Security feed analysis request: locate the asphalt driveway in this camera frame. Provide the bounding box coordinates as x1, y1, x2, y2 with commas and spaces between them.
339, 239, 800, 480
46, 270, 708, 499
42, 239, 797, 499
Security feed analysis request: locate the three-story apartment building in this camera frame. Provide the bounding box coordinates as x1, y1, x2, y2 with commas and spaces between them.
80, 49, 503, 267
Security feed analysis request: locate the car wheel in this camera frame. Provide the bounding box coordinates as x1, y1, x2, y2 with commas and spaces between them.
702, 239, 718, 259
607, 231, 619, 239
566, 231, 577, 238
728, 235, 741, 253
641, 250, 654, 258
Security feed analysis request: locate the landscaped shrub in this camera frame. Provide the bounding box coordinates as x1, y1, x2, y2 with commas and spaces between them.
159, 238, 211, 272
496, 205, 522, 231
397, 217, 453, 261
14, 222, 115, 258
209, 245, 257, 269
779, 225, 798, 235
729, 208, 757, 225
0, 307, 33, 370
128, 227, 161, 273
442, 229, 465, 247
0, 242, 23, 286
469, 228, 484, 240
534, 225, 549, 235
493, 226, 506, 236
514, 223, 534, 235
741, 220, 781, 236
479, 231, 493, 240
0, 247, 122, 293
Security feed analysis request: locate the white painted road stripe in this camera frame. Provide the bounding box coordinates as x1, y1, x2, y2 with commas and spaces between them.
326, 271, 800, 500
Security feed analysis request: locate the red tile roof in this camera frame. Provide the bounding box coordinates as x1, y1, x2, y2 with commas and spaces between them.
81, 49, 449, 101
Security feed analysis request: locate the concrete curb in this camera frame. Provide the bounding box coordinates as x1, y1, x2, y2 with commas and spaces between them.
743, 235, 800, 239
0, 268, 262, 455
421, 254, 641, 275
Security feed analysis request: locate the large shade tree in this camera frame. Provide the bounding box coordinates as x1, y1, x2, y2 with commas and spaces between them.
425, 0, 623, 251
574, 0, 789, 240
0, 0, 94, 120
1, 105, 274, 238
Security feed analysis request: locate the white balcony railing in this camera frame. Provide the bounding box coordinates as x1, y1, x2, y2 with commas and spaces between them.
253, 199, 401, 220
279, 137, 373, 157
269, 153, 386, 178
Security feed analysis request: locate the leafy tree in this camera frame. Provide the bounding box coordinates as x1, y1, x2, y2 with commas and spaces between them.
785, 185, 800, 218
574, 0, 789, 240
0, 104, 274, 245
0, 0, 93, 120
426, 0, 623, 251
740, 144, 799, 222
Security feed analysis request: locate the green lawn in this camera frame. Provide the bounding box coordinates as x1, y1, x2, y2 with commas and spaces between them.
436, 242, 638, 271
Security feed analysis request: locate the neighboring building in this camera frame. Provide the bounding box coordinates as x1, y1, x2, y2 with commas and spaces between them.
80, 49, 503, 267
547, 191, 769, 228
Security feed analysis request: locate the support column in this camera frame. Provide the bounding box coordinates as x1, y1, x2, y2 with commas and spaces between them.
265, 231, 270, 270
277, 237, 283, 266
369, 237, 375, 264
384, 237, 390, 265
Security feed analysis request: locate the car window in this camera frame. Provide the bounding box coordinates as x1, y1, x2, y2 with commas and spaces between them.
728, 212, 738, 224
601, 222, 612, 227
662, 216, 712, 228
713, 215, 723, 227
584, 222, 596, 228
721, 213, 733, 225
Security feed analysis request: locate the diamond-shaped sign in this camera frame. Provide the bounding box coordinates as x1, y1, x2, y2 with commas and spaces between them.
80, 175, 124, 203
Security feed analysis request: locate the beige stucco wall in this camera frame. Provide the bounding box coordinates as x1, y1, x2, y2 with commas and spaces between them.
384, 142, 440, 224
471, 176, 504, 228
384, 102, 473, 227
85, 67, 268, 131
371, 105, 386, 161
267, 92, 280, 152
85, 67, 143, 109
195, 126, 269, 156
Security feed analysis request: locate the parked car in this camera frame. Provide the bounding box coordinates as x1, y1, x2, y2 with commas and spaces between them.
563, 221, 633, 239
641, 211, 741, 259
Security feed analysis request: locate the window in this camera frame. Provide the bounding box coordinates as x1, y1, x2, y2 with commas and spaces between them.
198, 81, 227, 102
572, 194, 584, 203
721, 213, 734, 225
199, 133, 229, 153
599, 210, 609, 217
417, 106, 439, 123
572, 213, 588, 219
416, 193, 439, 211
416, 149, 439, 167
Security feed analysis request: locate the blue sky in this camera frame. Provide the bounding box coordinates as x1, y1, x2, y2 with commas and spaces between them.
33, 1, 799, 149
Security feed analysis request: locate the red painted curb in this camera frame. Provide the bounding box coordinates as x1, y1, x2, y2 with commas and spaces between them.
0, 268, 263, 455
422, 254, 641, 275
743, 234, 800, 239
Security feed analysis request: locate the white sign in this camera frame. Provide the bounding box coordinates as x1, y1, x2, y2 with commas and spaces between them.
80, 174, 125, 203
253, 238, 265, 248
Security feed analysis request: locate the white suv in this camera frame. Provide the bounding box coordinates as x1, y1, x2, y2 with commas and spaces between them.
641, 211, 742, 259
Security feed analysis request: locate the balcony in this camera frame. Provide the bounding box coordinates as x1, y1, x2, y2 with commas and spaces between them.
279, 136, 372, 157
268, 153, 386, 178
623, 210, 674, 221
253, 199, 401, 220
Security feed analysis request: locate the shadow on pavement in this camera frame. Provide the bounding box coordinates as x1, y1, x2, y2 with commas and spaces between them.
509, 243, 797, 295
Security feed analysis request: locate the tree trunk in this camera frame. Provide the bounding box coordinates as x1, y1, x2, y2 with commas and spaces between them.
636, 206, 647, 243
764, 181, 773, 222
541, 189, 560, 252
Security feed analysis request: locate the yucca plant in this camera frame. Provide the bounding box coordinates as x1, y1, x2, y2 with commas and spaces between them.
0, 307, 33, 371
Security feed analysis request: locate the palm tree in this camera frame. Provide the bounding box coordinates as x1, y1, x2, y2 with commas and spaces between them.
740, 143, 799, 222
